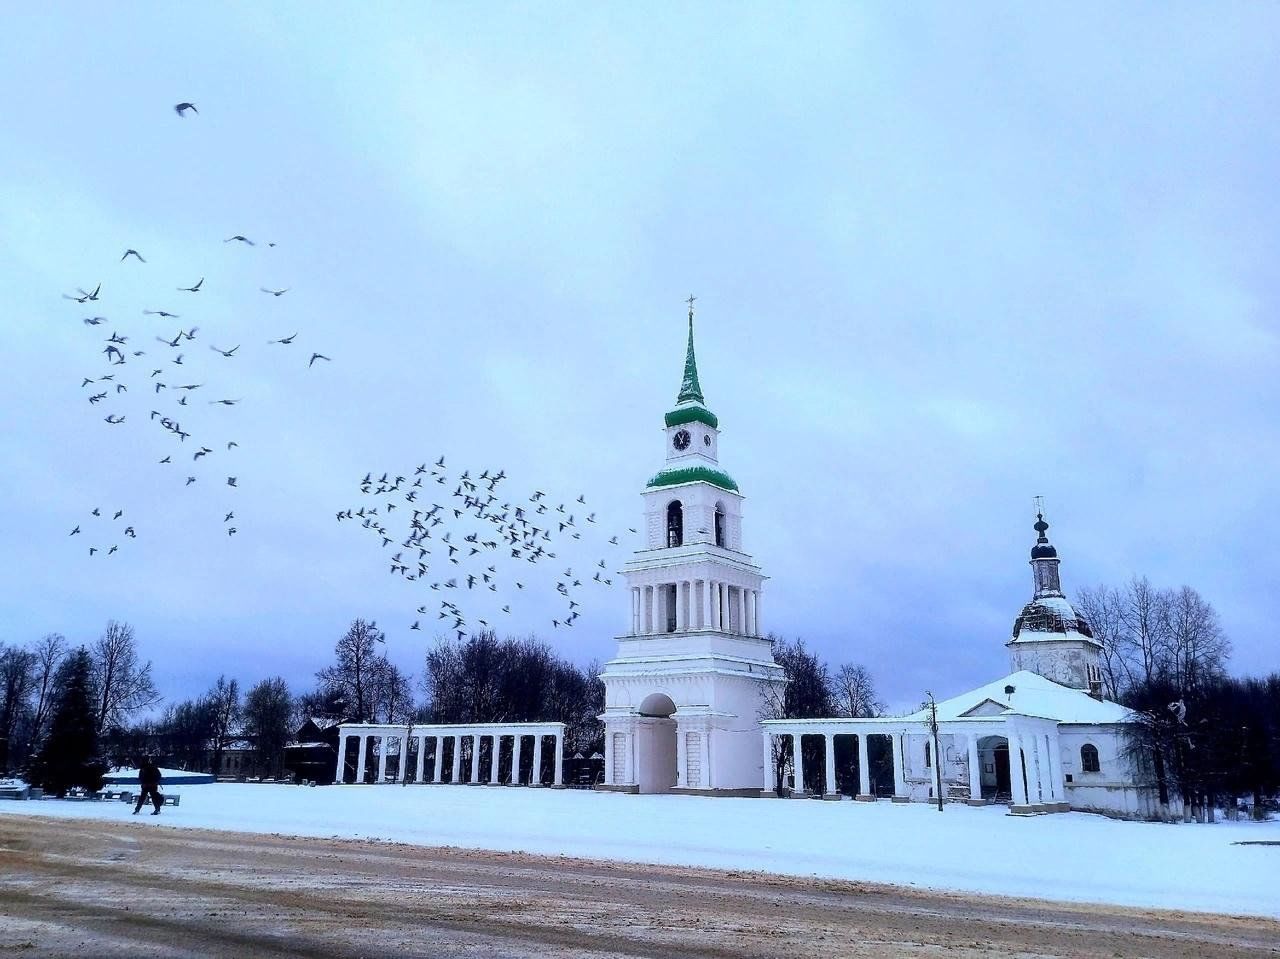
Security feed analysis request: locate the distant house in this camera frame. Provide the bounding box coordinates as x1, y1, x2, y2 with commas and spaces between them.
283, 717, 342, 784
217, 738, 257, 779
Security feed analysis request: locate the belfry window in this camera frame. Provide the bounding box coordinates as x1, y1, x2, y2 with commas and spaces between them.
1080, 743, 1100, 773
666, 500, 683, 548
714, 504, 726, 547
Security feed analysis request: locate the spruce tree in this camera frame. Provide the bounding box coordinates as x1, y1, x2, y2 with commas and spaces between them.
28, 647, 103, 796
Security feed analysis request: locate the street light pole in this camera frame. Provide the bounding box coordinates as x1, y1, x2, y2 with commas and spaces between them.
925, 691, 943, 813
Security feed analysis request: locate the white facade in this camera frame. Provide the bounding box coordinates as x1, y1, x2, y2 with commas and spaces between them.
600, 314, 784, 795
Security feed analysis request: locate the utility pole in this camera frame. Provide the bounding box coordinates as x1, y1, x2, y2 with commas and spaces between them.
925, 691, 943, 813
402, 720, 414, 787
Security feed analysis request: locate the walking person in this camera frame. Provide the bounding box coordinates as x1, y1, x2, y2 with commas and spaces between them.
133, 757, 163, 815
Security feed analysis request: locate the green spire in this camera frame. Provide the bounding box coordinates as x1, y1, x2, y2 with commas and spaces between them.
677, 301, 704, 404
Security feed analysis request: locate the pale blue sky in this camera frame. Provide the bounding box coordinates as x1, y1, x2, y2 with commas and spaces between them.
2, 4, 1277, 710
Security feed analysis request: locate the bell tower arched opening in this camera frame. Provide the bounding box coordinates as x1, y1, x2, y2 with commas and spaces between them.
714, 502, 726, 547
635, 693, 678, 794
667, 500, 684, 547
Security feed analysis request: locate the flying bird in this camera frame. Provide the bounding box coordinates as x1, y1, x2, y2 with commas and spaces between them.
144, 310, 180, 318
159, 456, 171, 464
308, 352, 330, 368
226, 477, 238, 487
210, 344, 239, 357
69, 526, 80, 536
268, 333, 297, 345
224, 235, 254, 245
210, 398, 240, 406
259, 287, 289, 297
121, 249, 145, 262
178, 278, 204, 293
174, 102, 198, 116
104, 414, 125, 424
82, 317, 106, 325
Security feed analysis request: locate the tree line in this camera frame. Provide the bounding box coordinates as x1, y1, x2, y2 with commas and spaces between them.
1076, 577, 1279, 819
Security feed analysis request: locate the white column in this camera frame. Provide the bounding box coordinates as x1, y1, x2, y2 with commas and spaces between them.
532, 734, 544, 786
707, 582, 718, 629
762, 733, 774, 791
791, 733, 806, 795
377, 736, 389, 783
512, 734, 523, 785
722, 585, 731, 632
701, 727, 711, 789
470, 734, 481, 783
1009, 731, 1029, 807
1045, 733, 1063, 803
335, 733, 348, 784
648, 586, 658, 634
703, 580, 713, 629
676, 723, 688, 788
894, 733, 911, 798
824, 734, 837, 796
427, 736, 439, 782
857, 734, 871, 797
450, 735, 462, 782
675, 582, 686, 631
754, 591, 762, 635
603, 729, 614, 786
967, 733, 982, 801
553, 733, 564, 785
489, 736, 501, 784
415, 735, 426, 782
744, 590, 754, 635
356, 735, 368, 783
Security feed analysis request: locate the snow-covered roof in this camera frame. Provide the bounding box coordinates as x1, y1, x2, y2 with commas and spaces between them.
906, 671, 1132, 725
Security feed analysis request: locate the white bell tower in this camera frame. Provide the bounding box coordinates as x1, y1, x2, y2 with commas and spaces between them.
599, 301, 784, 795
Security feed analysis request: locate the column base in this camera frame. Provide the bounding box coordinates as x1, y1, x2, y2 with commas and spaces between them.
891, 796, 912, 804
671, 786, 763, 798
1008, 804, 1038, 815
594, 783, 637, 794
1055, 801, 1071, 812
822, 793, 843, 801
528, 783, 545, 788
759, 789, 782, 798
855, 795, 877, 803
549, 783, 567, 789
790, 789, 809, 799
966, 798, 989, 806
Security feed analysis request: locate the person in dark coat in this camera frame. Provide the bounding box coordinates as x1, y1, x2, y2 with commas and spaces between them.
133, 758, 163, 815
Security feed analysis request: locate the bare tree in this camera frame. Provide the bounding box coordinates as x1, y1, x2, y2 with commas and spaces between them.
28, 633, 67, 748
1164, 585, 1230, 693
90, 621, 160, 734
1076, 584, 1127, 698
0, 644, 36, 773
243, 677, 292, 778
832, 663, 884, 718
316, 619, 385, 723
206, 676, 241, 775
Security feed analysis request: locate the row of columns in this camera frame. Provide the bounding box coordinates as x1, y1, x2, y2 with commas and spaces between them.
764, 727, 1066, 807
630, 580, 761, 635
338, 731, 564, 787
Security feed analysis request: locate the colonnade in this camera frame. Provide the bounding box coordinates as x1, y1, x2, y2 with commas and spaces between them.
760, 718, 1068, 810
629, 579, 761, 635
335, 722, 565, 787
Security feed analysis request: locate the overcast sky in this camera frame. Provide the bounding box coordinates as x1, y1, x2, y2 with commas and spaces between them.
2, 4, 1277, 712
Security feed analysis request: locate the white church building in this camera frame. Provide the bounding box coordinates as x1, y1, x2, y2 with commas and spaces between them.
599, 313, 1170, 819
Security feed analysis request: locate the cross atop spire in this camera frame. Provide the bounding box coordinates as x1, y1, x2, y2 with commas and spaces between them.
677, 296, 704, 404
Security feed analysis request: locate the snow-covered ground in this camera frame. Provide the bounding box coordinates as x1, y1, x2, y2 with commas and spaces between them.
2, 785, 1277, 918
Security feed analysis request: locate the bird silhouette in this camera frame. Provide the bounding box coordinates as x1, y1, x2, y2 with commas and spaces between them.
121, 249, 145, 263
308, 353, 330, 368
259, 287, 289, 297
178, 278, 204, 293
82, 317, 106, 325
144, 310, 180, 319
224, 235, 254, 245
226, 477, 238, 487
69, 526, 80, 536
174, 102, 198, 116
209, 344, 239, 357
268, 333, 297, 345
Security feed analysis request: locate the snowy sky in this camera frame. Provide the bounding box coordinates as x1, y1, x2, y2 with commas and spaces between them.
2, 4, 1277, 712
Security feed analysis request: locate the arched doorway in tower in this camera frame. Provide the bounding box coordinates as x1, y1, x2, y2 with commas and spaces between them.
635, 693, 678, 794
978, 735, 1012, 801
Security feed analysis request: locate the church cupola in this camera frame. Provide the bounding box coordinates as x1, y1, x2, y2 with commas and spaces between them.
1008, 502, 1104, 693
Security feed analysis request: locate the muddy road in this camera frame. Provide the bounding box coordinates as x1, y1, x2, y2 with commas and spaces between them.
1, 816, 1276, 957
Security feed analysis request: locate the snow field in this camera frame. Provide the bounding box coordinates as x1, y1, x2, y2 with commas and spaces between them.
2, 784, 1276, 918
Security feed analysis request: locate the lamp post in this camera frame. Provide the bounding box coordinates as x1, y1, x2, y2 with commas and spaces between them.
924, 691, 943, 813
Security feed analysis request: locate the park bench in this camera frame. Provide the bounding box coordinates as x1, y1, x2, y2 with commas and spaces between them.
0, 784, 30, 801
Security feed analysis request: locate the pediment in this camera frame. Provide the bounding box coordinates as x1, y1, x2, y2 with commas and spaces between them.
960, 699, 1009, 717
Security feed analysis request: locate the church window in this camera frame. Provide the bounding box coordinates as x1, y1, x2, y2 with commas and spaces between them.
924, 742, 932, 768
1080, 743, 1100, 773
666, 500, 683, 547
714, 504, 726, 547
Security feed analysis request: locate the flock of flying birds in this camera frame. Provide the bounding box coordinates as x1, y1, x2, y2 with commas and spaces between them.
64, 102, 330, 558
338, 459, 635, 639
65, 101, 631, 641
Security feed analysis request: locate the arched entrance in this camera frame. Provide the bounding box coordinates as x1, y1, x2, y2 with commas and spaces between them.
978, 735, 1012, 801
635, 693, 678, 794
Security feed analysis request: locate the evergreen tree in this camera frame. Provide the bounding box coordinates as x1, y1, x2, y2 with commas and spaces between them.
28, 647, 104, 796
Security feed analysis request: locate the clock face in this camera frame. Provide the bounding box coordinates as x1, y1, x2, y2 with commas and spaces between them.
673, 429, 691, 451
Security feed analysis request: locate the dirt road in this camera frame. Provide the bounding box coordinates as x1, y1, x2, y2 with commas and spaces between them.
0, 815, 1276, 958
